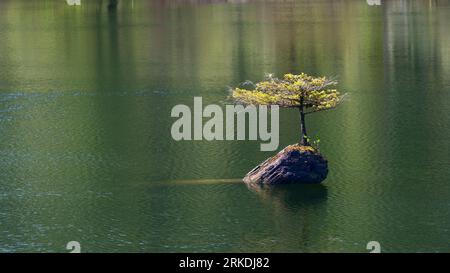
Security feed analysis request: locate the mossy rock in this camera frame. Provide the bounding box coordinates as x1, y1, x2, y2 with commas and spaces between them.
243, 144, 328, 185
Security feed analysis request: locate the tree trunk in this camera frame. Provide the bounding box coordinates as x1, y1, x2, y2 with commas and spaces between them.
299, 100, 309, 146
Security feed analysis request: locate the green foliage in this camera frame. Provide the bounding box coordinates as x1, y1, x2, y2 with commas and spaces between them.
306, 136, 321, 151
232, 73, 343, 114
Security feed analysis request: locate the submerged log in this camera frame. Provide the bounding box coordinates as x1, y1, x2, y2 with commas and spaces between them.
243, 144, 328, 185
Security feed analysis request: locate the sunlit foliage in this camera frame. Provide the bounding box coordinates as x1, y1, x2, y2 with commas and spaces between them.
232, 73, 342, 114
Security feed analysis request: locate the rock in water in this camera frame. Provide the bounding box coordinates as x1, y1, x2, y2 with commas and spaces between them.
243, 144, 328, 185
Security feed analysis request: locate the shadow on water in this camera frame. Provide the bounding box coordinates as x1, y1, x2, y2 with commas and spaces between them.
247, 183, 328, 210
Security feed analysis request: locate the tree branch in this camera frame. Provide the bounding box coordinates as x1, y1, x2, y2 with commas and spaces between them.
304, 93, 348, 115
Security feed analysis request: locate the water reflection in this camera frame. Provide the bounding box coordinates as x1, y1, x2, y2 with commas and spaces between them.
0, 0, 450, 252
248, 184, 328, 210
107, 0, 118, 11
66, 0, 81, 6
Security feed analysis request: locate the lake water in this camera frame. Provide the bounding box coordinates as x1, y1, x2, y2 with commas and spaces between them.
0, 0, 450, 252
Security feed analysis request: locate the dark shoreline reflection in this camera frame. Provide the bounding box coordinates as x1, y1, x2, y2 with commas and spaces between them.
107, 0, 118, 11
